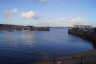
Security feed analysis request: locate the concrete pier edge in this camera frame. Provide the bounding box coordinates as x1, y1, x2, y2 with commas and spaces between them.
31, 49, 96, 64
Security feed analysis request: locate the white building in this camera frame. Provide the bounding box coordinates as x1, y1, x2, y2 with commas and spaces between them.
74, 25, 92, 29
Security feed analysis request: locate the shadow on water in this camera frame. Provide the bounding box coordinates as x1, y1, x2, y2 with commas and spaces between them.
92, 42, 96, 49
69, 33, 96, 49
81, 37, 96, 49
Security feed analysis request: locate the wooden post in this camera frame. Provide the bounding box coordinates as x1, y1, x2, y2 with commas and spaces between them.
54, 60, 55, 64
80, 57, 82, 64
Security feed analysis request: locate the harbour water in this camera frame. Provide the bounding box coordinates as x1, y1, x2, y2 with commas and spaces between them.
0, 28, 94, 64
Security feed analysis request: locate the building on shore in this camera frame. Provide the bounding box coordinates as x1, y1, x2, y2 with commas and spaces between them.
73, 25, 93, 31
74, 25, 92, 29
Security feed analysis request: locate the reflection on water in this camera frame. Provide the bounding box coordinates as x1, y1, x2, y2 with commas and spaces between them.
0, 28, 94, 64
20, 31, 35, 45
4, 31, 35, 46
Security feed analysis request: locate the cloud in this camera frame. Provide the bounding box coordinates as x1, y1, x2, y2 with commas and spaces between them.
38, 0, 50, 3
25, 17, 86, 27
4, 9, 17, 18
31, 17, 86, 27
68, 17, 85, 24
35, 18, 70, 27
60, 18, 65, 22
21, 10, 39, 19
59, 17, 86, 27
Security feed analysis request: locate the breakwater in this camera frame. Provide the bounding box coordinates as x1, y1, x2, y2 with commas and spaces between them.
30, 27, 49, 31
68, 28, 96, 42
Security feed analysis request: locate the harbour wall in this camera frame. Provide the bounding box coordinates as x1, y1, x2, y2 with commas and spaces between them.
68, 28, 96, 43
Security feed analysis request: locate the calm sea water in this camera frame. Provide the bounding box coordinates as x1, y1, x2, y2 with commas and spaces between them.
0, 28, 94, 64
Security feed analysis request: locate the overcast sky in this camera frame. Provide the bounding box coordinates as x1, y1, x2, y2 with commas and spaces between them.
0, 0, 96, 27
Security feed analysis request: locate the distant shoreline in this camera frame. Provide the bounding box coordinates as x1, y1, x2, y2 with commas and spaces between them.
0, 24, 50, 31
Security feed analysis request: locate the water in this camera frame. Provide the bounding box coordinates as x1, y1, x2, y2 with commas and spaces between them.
0, 28, 94, 64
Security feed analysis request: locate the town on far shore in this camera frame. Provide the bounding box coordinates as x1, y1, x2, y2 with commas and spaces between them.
0, 24, 49, 31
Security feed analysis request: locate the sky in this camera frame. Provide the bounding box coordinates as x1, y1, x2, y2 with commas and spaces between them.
0, 0, 96, 27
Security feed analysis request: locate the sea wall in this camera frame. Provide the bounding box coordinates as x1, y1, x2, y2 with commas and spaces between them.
68, 28, 96, 42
